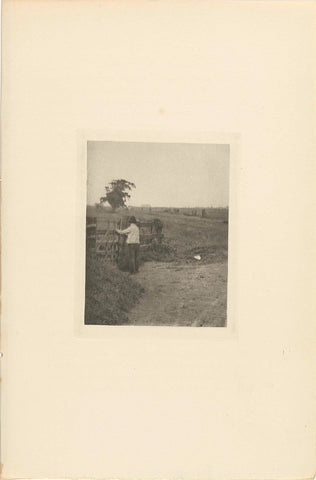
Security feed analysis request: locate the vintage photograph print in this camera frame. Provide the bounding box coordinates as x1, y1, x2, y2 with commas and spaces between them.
85, 141, 230, 327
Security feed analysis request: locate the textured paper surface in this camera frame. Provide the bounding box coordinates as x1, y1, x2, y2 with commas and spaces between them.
1, 1, 315, 478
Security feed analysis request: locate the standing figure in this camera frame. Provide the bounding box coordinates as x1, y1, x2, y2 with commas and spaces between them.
116, 216, 140, 274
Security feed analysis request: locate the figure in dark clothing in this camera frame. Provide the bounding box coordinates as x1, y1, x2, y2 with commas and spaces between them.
116, 216, 140, 274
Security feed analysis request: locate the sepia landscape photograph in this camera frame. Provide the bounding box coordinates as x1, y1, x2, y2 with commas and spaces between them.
85, 141, 230, 327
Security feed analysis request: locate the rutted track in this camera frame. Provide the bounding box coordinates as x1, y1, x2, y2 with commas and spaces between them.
128, 261, 227, 327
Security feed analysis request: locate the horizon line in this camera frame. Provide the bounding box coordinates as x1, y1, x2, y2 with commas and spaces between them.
87, 204, 229, 209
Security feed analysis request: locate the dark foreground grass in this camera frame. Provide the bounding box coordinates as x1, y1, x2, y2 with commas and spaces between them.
85, 252, 144, 325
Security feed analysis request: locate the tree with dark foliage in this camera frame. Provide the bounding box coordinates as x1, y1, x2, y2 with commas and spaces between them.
100, 179, 136, 211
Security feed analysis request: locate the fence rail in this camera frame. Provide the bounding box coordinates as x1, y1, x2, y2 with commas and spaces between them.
86, 215, 163, 263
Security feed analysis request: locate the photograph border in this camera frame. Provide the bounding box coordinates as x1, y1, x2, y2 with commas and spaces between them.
74, 130, 240, 340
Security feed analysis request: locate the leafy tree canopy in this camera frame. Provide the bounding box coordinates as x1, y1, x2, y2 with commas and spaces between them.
100, 179, 136, 211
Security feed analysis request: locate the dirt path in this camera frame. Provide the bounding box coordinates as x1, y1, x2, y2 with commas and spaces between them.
128, 261, 227, 327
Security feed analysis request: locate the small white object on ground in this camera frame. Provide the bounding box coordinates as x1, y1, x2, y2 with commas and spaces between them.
194, 255, 201, 260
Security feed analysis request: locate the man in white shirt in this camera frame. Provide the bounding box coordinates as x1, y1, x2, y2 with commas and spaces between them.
116, 216, 140, 274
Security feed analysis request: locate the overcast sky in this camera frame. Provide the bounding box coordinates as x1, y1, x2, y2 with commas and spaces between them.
87, 141, 229, 208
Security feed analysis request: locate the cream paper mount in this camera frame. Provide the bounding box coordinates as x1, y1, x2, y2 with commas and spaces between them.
1, 1, 315, 479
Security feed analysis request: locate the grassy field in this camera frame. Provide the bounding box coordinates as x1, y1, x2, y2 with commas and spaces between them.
86, 205, 228, 264
85, 206, 229, 326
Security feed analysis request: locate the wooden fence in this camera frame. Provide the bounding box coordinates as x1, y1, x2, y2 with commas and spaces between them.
86, 216, 163, 263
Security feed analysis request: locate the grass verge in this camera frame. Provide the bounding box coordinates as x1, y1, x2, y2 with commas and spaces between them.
85, 252, 144, 325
